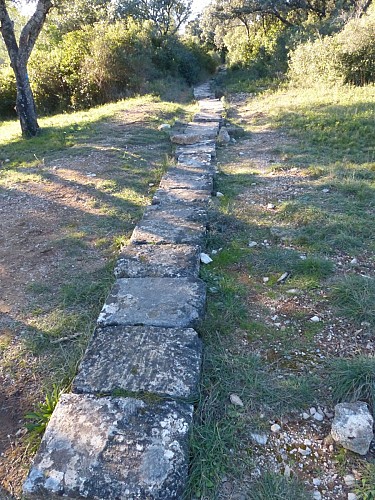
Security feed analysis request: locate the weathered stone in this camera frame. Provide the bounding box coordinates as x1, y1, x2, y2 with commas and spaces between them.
193, 112, 222, 123
98, 277, 206, 328
218, 126, 231, 145
185, 123, 219, 140
170, 133, 202, 145
331, 402, 374, 455
225, 124, 246, 138
160, 168, 213, 191
23, 394, 193, 499
177, 152, 212, 166
175, 141, 216, 159
73, 326, 202, 398
152, 189, 211, 207
131, 205, 207, 246
194, 83, 214, 99
115, 244, 200, 278
198, 99, 224, 113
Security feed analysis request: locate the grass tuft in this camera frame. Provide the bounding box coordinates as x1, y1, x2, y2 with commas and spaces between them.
331, 275, 375, 326
248, 471, 312, 500
326, 356, 375, 409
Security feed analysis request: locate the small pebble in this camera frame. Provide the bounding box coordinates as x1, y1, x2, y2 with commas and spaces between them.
344, 475, 355, 487
200, 253, 213, 264
267, 203, 276, 209
310, 407, 317, 415
313, 478, 321, 487
310, 316, 320, 322
263, 277, 269, 283
230, 394, 244, 407
348, 493, 357, 500
248, 241, 258, 248
298, 447, 312, 456
350, 258, 358, 265
250, 433, 268, 445
271, 424, 281, 433
302, 412, 310, 420
216, 191, 224, 197
313, 412, 324, 422
284, 465, 291, 478
313, 492, 322, 500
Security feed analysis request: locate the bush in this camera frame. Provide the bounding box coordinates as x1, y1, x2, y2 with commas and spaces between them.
0, 66, 17, 118
288, 6, 375, 87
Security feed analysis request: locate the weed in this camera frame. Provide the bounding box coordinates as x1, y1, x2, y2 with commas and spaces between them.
326, 356, 375, 409
25, 384, 64, 449
248, 471, 312, 499
331, 275, 375, 326
354, 462, 375, 500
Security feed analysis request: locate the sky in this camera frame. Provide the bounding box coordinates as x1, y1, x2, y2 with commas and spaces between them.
191, 0, 212, 16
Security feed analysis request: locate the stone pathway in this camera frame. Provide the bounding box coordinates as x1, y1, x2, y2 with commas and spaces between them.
23, 83, 224, 499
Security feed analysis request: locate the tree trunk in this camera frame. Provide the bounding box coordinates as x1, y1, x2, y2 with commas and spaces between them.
14, 63, 40, 137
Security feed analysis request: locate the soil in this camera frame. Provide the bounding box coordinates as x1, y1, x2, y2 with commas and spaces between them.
0, 109, 169, 498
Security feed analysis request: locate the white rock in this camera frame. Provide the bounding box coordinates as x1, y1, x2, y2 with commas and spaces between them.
313, 478, 321, 486
310, 407, 317, 415
313, 492, 322, 500
250, 433, 268, 445
310, 316, 320, 322
284, 465, 291, 478
313, 412, 324, 422
211, 250, 218, 255
200, 253, 213, 264
248, 241, 258, 248
298, 447, 311, 456
230, 394, 244, 407
271, 423, 281, 433
348, 493, 357, 500
350, 258, 358, 265
344, 475, 356, 487
218, 127, 231, 144
216, 192, 224, 197
331, 402, 374, 455
263, 277, 269, 283
322, 188, 330, 193
302, 412, 310, 420
158, 123, 171, 131
267, 203, 276, 209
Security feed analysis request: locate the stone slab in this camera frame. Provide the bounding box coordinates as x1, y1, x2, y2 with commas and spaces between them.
185, 123, 219, 139
131, 205, 207, 246
160, 169, 213, 191
152, 188, 211, 207
177, 154, 214, 170
175, 141, 216, 158
97, 277, 206, 328
73, 326, 202, 398
23, 394, 193, 499
193, 112, 222, 123
198, 99, 224, 113
114, 244, 201, 278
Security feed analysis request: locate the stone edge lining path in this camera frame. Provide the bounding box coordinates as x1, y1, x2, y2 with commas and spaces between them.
23, 82, 224, 499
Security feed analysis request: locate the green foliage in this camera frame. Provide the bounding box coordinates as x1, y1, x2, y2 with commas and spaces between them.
326, 356, 375, 409
354, 462, 375, 500
248, 472, 312, 499
289, 6, 375, 87
0, 66, 17, 118
25, 385, 63, 445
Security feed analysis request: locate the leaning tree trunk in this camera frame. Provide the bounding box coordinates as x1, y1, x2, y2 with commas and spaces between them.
14, 62, 40, 137
0, 0, 53, 137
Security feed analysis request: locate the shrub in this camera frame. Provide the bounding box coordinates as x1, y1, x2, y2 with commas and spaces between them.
0, 66, 17, 118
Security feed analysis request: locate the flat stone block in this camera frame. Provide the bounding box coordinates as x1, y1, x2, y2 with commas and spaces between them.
115, 244, 201, 278
175, 141, 216, 158
24, 394, 193, 499
193, 112, 222, 123
98, 277, 206, 328
152, 188, 211, 207
185, 123, 219, 139
131, 205, 207, 246
177, 152, 212, 166
198, 99, 224, 113
73, 326, 202, 398
160, 168, 213, 191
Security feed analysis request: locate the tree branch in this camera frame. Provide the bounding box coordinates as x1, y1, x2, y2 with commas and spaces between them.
0, 0, 19, 65
19, 0, 53, 64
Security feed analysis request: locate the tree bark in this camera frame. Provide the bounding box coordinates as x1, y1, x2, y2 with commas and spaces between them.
0, 0, 53, 137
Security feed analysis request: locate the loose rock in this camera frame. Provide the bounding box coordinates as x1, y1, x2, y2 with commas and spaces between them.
331, 402, 374, 455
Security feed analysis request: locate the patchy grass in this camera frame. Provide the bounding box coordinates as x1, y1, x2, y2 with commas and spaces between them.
0, 92, 193, 495
189, 73, 375, 498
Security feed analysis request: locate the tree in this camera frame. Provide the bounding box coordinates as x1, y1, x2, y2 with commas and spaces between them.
0, 0, 53, 137
111, 0, 192, 36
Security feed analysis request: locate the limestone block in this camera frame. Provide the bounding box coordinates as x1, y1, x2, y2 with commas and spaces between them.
160, 168, 213, 191
97, 277, 206, 328
131, 205, 207, 246
73, 326, 202, 398
152, 189, 211, 207
331, 402, 374, 455
193, 113, 222, 123
177, 153, 212, 166
24, 394, 193, 499
170, 133, 203, 145
175, 141, 216, 159
115, 244, 201, 278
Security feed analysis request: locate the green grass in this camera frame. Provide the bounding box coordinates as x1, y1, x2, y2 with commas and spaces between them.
326, 356, 375, 409
248, 472, 312, 500
331, 275, 375, 326
355, 462, 375, 500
